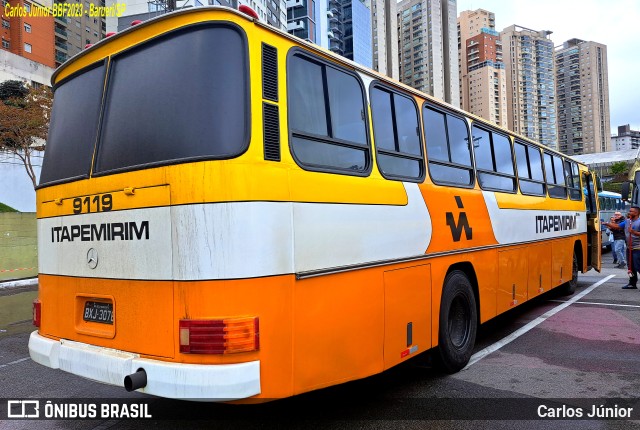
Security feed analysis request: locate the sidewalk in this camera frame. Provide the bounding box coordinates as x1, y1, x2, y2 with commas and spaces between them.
0, 277, 38, 290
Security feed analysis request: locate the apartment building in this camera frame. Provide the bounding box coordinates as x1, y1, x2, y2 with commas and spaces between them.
464, 28, 507, 127
457, 9, 507, 127
398, 0, 459, 106
107, 0, 285, 33
370, 0, 397, 79
1, 0, 54, 68
501, 25, 557, 149
555, 38, 610, 155
54, 0, 106, 67
611, 125, 640, 151
287, 0, 317, 42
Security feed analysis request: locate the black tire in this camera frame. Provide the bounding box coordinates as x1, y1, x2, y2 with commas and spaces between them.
436, 270, 478, 374
559, 252, 578, 296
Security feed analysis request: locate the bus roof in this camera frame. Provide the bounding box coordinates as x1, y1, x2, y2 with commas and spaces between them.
598, 191, 622, 197
54, 5, 588, 167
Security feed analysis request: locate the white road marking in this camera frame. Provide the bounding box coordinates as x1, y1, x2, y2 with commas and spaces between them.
549, 299, 640, 309
0, 357, 30, 369
463, 274, 616, 370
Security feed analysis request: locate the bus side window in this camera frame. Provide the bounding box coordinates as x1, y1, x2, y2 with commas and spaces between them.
472, 125, 516, 193
514, 141, 546, 196
569, 161, 581, 200
423, 104, 473, 187
544, 152, 568, 199
566, 160, 582, 201
370, 84, 424, 182
288, 52, 370, 175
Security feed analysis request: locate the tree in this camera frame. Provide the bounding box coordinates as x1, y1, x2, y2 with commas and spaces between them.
0, 80, 29, 101
0, 83, 52, 188
610, 161, 628, 176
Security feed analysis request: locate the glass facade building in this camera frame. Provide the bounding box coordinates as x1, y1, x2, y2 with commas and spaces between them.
343, 0, 372, 68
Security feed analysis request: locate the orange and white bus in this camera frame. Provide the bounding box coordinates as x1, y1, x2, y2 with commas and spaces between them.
29, 6, 601, 401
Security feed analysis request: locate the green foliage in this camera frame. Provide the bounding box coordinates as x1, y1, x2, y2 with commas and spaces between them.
0, 85, 52, 188
0, 202, 18, 212
0, 80, 29, 102
610, 161, 628, 176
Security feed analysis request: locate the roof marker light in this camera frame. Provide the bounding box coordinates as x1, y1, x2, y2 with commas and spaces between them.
131, 20, 143, 26
84, 44, 93, 49
238, 5, 259, 20
105, 32, 116, 37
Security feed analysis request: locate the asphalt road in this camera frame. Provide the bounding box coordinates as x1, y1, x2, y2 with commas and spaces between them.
1, 262, 639, 429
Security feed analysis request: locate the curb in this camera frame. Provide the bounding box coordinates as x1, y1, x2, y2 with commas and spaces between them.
0, 277, 38, 290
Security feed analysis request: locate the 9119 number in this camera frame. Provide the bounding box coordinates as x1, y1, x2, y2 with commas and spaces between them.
73, 194, 113, 214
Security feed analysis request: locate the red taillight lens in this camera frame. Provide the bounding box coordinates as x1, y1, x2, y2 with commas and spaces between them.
32, 299, 41, 327
179, 317, 259, 354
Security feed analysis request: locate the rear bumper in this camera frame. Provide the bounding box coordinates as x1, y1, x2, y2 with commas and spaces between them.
28, 331, 261, 401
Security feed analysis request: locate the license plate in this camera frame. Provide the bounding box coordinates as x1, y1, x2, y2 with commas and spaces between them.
83, 301, 114, 324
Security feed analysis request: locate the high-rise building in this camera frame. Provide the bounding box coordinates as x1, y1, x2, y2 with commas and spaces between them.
457, 10, 493, 106
555, 38, 610, 155
501, 25, 557, 149
611, 125, 640, 151
341, 0, 372, 68
457, 9, 507, 127
370, 0, 398, 79
464, 29, 507, 127
108, 1, 286, 34
54, 0, 106, 67
287, 0, 317, 42
398, 0, 459, 106
289, 0, 370, 68
1, 0, 54, 68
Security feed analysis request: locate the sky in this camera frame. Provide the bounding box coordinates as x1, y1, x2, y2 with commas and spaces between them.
456, 0, 640, 132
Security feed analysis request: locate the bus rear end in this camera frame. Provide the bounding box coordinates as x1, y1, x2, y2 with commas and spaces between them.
29, 8, 294, 401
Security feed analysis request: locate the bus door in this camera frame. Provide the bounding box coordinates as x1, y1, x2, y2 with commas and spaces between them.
622, 170, 640, 206
583, 171, 601, 271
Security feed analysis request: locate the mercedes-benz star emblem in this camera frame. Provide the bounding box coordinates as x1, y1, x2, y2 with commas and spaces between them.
87, 248, 98, 269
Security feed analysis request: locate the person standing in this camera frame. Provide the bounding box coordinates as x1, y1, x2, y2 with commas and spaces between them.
605, 206, 640, 289
610, 212, 627, 268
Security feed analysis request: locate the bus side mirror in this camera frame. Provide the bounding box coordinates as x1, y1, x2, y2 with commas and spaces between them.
621, 181, 631, 202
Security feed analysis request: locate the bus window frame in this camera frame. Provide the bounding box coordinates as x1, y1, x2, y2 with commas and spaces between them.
92, 21, 252, 177
369, 81, 425, 183
543, 151, 568, 199
37, 59, 108, 189
565, 159, 582, 201
470, 122, 517, 194
513, 139, 547, 197
422, 102, 475, 189
286, 47, 372, 177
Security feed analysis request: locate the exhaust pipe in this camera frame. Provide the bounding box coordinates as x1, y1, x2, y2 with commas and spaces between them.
124, 368, 147, 392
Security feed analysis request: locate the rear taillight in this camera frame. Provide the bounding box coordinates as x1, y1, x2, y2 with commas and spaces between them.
33, 299, 41, 327
179, 317, 259, 354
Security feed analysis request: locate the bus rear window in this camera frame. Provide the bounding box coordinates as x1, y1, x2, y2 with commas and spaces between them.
95, 24, 249, 174
39, 64, 105, 185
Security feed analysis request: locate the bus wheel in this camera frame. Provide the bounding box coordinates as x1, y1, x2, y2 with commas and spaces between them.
436, 270, 477, 374
560, 252, 578, 296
